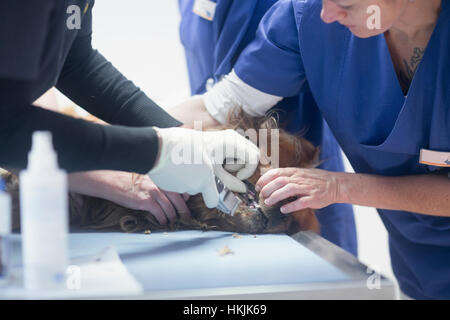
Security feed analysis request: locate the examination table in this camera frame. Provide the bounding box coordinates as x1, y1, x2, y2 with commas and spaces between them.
0, 230, 396, 299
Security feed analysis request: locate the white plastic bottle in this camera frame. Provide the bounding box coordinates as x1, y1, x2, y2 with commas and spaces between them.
20, 131, 68, 291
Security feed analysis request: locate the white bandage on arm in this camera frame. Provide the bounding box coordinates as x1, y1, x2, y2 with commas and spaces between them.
203, 70, 283, 124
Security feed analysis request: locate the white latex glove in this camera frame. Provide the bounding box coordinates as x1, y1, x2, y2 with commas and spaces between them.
148, 127, 260, 208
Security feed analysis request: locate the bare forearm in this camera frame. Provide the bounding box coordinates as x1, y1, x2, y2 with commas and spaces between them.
337, 172, 450, 216
169, 97, 220, 129
68, 171, 132, 199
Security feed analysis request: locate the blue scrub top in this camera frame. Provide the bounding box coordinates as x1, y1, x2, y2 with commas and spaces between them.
178, 0, 358, 256
234, 0, 450, 299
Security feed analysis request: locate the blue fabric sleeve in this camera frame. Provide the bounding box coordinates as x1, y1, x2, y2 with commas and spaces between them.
234, 0, 306, 97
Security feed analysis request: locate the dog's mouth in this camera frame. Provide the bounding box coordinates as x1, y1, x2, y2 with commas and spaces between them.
236, 182, 267, 229
234, 204, 289, 234
233, 181, 288, 232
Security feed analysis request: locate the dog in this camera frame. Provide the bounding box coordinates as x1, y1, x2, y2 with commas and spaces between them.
1, 108, 320, 235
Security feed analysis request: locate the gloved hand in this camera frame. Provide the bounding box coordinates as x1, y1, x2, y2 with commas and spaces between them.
148, 127, 260, 208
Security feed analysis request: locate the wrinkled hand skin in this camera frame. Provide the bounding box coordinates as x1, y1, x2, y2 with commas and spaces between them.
118, 173, 191, 225
256, 167, 340, 214
1, 109, 321, 235
68, 170, 191, 226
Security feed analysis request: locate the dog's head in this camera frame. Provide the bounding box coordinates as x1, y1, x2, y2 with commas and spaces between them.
180, 108, 320, 234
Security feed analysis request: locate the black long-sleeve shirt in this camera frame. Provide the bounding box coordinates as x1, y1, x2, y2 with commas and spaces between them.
0, 0, 181, 173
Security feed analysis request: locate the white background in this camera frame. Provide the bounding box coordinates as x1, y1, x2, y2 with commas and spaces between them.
57, 0, 396, 283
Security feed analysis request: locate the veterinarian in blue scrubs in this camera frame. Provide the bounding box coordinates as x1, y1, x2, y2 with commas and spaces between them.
176, 0, 358, 256
201, 0, 449, 299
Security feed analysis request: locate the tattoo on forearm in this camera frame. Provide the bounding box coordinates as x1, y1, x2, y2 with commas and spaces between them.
403, 47, 425, 80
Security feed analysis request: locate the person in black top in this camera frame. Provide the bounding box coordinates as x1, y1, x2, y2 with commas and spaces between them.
0, 0, 259, 222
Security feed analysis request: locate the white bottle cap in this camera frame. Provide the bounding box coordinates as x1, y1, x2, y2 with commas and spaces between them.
27, 131, 59, 172
0, 186, 11, 235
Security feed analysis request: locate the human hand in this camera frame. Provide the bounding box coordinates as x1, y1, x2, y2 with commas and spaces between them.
255, 168, 340, 213
148, 127, 260, 208
68, 171, 190, 225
